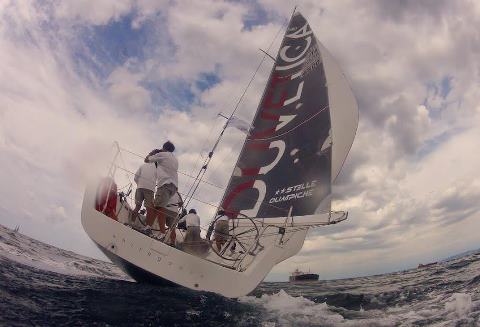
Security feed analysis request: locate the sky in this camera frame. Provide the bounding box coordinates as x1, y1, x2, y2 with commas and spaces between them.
1, 0, 480, 282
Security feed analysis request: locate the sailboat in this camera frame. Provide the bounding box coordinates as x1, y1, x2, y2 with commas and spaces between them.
81, 11, 358, 298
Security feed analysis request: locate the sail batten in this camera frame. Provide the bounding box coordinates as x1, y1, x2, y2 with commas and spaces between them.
219, 13, 357, 222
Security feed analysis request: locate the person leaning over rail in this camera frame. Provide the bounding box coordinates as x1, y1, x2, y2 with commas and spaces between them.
144, 141, 178, 245
132, 161, 157, 229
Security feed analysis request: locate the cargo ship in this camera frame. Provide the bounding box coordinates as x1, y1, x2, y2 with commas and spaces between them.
289, 269, 319, 282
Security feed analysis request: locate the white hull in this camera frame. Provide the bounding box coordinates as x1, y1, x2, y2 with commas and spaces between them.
81, 180, 307, 298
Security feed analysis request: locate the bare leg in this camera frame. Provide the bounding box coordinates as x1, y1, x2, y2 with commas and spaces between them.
169, 226, 176, 245
157, 207, 166, 234
146, 206, 157, 227
131, 203, 142, 222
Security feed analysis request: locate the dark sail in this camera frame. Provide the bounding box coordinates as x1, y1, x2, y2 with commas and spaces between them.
220, 12, 334, 219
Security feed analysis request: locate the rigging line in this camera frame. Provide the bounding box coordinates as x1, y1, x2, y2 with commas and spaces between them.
229, 20, 286, 119
199, 214, 339, 236
114, 149, 225, 190
116, 182, 132, 191
118, 171, 221, 210
184, 155, 207, 201
196, 219, 326, 236
184, 150, 212, 204
115, 162, 291, 216
226, 18, 288, 123
185, 153, 208, 198
118, 147, 134, 186
213, 17, 298, 217
184, 118, 223, 201
186, 166, 292, 216
222, 225, 316, 241
185, 120, 227, 207
188, 21, 287, 202
184, 162, 210, 208
248, 105, 330, 142
114, 151, 297, 217
114, 170, 296, 222
202, 134, 245, 186
185, 152, 206, 193
183, 124, 226, 204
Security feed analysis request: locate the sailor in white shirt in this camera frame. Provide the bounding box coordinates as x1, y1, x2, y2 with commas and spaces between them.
178, 209, 201, 239
178, 209, 209, 256
132, 162, 157, 225
145, 141, 179, 244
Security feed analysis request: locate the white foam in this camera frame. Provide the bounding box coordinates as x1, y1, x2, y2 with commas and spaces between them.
444, 293, 472, 318
240, 288, 480, 327
239, 290, 400, 327
239, 290, 344, 326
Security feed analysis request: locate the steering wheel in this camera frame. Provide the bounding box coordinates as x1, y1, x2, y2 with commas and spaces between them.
208, 212, 260, 261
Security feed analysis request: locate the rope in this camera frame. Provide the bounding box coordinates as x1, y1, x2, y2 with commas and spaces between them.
115, 165, 220, 210
114, 164, 288, 212
202, 134, 245, 190
184, 119, 223, 202
247, 105, 329, 141
186, 21, 287, 204
184, 153, 207, 201
112, 156, 291, 216
117, 148, 225, 190
121, 191, 340, 245
113, 90, 331, 218
118, 145, 134, 186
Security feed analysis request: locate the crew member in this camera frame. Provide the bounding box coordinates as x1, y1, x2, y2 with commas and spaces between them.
178, 209, 208, 255
145, 141, 178, 245
132, 161, 157, 227
178, 209, 201, 242
214, 212, 229, 251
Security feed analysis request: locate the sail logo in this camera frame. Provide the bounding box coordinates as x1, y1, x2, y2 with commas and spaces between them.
303, 46, 321, 76
275, 22, 313, 72
269, 181, 317, 204
222, 20, 316, 218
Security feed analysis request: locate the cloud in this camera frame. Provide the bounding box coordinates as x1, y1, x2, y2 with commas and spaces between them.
54, 0, 168, 28
372, 0, 452, 23
431, 179, 480, 226
55, 0, 134, 26
107, 66, 152, 112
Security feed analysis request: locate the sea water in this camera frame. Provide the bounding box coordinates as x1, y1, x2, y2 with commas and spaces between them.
1, 224, 479, 326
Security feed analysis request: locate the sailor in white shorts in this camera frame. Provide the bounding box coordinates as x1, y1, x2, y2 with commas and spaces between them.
132, 162, 157, 227
145, 141, 178, 244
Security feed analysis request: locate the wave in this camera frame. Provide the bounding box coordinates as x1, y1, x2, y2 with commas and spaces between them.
0, 225, 127, 280
2, 224, 480, 326
240, 290, 479, 327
